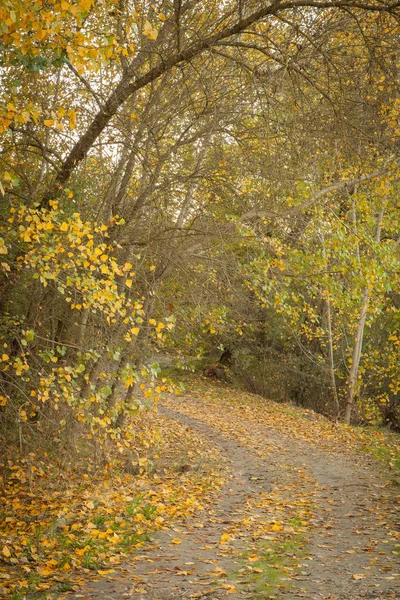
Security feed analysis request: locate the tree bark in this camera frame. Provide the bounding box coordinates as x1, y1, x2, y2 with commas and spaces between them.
344, 287, 369, 424
344, 207, 385, 424
325, 298, 340, 418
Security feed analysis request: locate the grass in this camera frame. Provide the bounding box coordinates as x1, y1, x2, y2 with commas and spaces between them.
126, 495, 145, 516
82, 549, 103, 570
354, 426, 400, 485
58, 579, 74, 592
226, 532, 306, 599
120, 532, 151, 549
92, 513, 107, 526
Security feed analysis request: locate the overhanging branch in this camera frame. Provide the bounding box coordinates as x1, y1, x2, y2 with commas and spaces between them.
238, 158, 398, 222
41, 0, 400, 206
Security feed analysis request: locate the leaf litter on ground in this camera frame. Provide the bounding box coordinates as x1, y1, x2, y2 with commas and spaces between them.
2, 374, 399, 599
0, 406, 227, 598
161, 375, 399, 597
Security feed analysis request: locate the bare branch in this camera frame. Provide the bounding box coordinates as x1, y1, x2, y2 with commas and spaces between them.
41, 0, 400, 206
238, 158, 397, 222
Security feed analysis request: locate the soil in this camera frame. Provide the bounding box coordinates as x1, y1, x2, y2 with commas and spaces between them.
69, 394, 400, 600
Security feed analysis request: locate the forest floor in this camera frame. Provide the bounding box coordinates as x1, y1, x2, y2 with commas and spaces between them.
1, 377, 399, 600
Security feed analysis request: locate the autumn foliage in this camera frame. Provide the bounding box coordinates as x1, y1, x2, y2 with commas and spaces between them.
0, 0, 400, 594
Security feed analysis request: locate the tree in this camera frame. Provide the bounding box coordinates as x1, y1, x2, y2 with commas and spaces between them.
1, 1, 399, 448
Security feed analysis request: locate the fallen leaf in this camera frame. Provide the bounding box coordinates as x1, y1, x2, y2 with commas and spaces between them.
97, 569, 115, 575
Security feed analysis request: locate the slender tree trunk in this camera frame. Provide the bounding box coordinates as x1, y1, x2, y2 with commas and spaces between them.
325, 298, 340, 418
77, 309, 89, 349
79, 354, 109, 399
344, 206, 384, 424
115, 386, 133, 431
344, 287, 369, 424
320, 234, 340, 417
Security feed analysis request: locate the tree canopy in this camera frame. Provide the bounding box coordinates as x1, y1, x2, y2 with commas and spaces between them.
1, 0, 400, 450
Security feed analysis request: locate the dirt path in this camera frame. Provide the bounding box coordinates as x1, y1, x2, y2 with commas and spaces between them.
70, 396, 399, 600
280, 442, 399, 599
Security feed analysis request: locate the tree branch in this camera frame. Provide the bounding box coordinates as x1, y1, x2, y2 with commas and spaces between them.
238, 158, 397, 222
41, 0, 400, 206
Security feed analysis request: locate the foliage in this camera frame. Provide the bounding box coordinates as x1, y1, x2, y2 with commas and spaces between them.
0, 403, 226, 597
1, 1, 400, 593
1, 0, 400, 445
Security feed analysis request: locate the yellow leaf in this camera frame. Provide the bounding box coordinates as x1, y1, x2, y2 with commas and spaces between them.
46, 559, 58, 567
221, 584, 236, 593
131, 327, 140, 336
125, 279, 132, 288
247, 554, 259, 562
80, 0, 93, 10
143, 20, 158, 40
37, 583, 52, 590
38, 567, 53, 577
1, 354, 9, 361
272, 523, 282, 531
171, 538, 182, 545
2, 546, 11, 558
97, 569, 115, 575
149, 265, 156, 271
68, 109, 76, 129
43, 119, 54, 127
60, 222, 69, 232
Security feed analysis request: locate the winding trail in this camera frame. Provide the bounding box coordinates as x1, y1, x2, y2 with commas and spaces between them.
71, 393, 399, 600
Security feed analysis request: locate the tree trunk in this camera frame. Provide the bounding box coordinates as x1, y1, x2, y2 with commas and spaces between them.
325, 298, 340, 418
79, 354, 108, 400
344, 207, 384, 424
344, 287, 369, 424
